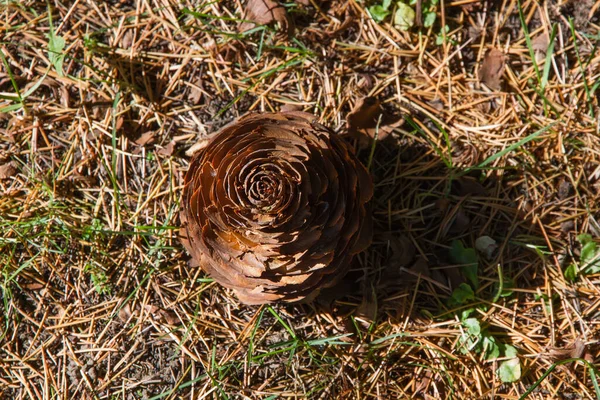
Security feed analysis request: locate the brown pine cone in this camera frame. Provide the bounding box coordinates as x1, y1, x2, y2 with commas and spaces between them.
180, 112, 373, 304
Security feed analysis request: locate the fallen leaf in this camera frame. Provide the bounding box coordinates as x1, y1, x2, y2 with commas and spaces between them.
72, 171, 97, 187
414, 369, 433, 395
157, 140, 176, 156
475, 236, 498, 260
280, 103, 303, 112
240, 0, 291, 35
189, 77, 203, 105
479, 48, 506, 90
532, 33, 549, 59
0, 161, 17, 180
143, 304, 179, 325
118, 302, 179, 325
60, 86, 70, 108
453, 177, 486, 196
115, 116, 124, 131
449, 207, 471, 233
357, 74, 375, 91
548, 338, 586, 361
135, 131, 156, 146
410, 257, 430, 277
569, 338, 586, 359
585, 352, 594, 363
21, 281, 45, 290
324, 15, 355, 38
558, 179, 572, 200
380, 234, 417, 283
560, 220, 575, 233
435, 198, 451, 214
347, 97, 381, 132
117, 303, 133, 323
428, 98, 444, 111
461, 1, 483, 12
346, 97, 402, 146
467, 25, 484, 40
388, 234, 416, 267
121, 30, 134, 49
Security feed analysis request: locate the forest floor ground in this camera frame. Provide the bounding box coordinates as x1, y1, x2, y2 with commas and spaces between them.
1, 0, 600, 399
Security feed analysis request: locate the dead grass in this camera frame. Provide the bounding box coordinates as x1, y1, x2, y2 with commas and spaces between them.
1, 0, 599, 398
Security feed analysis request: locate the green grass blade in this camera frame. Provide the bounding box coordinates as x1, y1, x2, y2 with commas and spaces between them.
468, 121, 558, 171
0, 103, 23, 112
520, 358, 600, 400
22, 69, 49, 99
0, 50, 22, 103
541, 24, 557, 91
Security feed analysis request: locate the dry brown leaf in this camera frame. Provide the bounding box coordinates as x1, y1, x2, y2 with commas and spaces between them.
157, 140, 176, 156
435, 198, 451, 215
322, 15, 355, 39
560, 220, 575, 233
115, 116, 124, 131
346, 97, 403, 147
135, 131, 156, 146
280, 103, 302, 112
357, 74, 375, 91
410, 257, 431, 277
532, 33, 549, 54
142, 304, 178, 325
379, 234, 416, 284
118, 302, 178, 325
548, 338, 586, 361
449, 208, 471, 233
347, 97, 381, 133
189, 77, 203, 105
121, 30, 134, 49
158, 309, 179, 325
479, 48, 506, 90
585, 351, 594, 363
558, 179, 572, 200
414, 369, 433, 395
387, 234, 416, 267
532, 34, 551, 63
240, 0, 291, 35
460, 0, 483, 12
21, 281, 45, 290
117, 303, 133, 323
413, 257, 447, 287
454, 177, 487, 197
0, 161, 17, 180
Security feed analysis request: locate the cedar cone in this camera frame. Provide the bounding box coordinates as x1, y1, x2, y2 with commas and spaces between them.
180, 112, 373, 304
